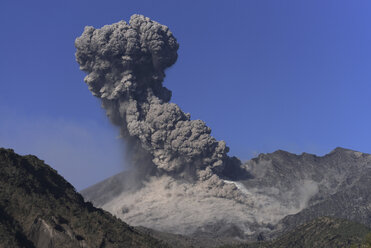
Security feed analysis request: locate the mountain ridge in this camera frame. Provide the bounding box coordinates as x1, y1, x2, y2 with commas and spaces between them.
81, 147, 356, 202
0, 148, 168, 248
2, 147, 371, 247
82, 147, 371, 242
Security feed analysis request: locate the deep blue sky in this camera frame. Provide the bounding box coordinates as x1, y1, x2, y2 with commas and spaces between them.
1, 1, 370, 190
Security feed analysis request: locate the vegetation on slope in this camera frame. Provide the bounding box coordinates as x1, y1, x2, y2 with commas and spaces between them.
0, 148, 168, 248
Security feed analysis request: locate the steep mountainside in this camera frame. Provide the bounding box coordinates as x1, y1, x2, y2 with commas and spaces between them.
242, 147, 371, 237
82, 147, 371, 241
225, 217, 371, 248
0, 148, 168, 248
266, 217, 371, 248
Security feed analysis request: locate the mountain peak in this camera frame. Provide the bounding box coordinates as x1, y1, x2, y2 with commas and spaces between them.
330, 147, 354, 153
257, 147, 367, 161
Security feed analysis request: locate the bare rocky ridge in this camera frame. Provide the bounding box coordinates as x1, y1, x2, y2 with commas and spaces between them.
82, 147, 371, 242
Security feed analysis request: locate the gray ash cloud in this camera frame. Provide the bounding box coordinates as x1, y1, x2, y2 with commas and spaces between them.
75, 16, 371, 241
75, 14, 240, 179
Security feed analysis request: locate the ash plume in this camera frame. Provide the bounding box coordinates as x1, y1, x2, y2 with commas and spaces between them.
76, 16, 353, 241
75, 14, 240, 180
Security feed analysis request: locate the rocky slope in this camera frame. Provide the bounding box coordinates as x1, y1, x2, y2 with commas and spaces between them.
0, 148, 168, 248
266, 217, 371, 248
2, 146, 371, 248
243, 147, 371, 238
137, 217, 371, 248
225, 217, 371, 248
82, 147, 371, 241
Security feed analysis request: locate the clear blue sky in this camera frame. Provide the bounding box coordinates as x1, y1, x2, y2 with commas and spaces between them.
1, 0, 370, 190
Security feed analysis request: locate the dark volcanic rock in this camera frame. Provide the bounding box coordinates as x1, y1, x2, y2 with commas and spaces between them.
276, 167, 371, 235
242, 147, 371, 238
270, 217, 370, 248
0, 148, 168, 248
231, 217, 371, 248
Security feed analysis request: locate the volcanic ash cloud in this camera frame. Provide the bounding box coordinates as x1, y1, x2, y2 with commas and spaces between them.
75, 15, 323, 239
75, 14, 241, 181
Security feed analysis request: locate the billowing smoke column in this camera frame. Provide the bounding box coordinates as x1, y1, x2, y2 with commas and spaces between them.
76, 15, 326, 239
75, 15, 239, 179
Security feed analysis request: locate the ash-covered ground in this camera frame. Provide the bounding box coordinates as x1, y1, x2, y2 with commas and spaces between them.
82, 147, 371, 241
